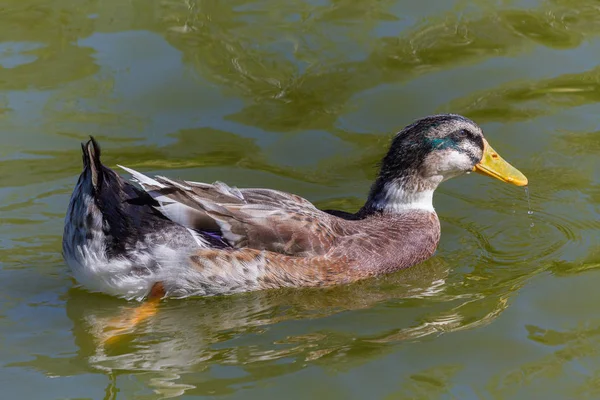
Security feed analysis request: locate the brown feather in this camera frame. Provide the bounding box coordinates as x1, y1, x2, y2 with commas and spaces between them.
184, 212, 440, 289
146, 178, 341, 256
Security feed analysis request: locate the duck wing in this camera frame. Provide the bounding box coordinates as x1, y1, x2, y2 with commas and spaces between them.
118, 166, 338, 256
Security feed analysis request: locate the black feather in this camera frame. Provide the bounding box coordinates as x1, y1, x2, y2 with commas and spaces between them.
76, 137, 228, 258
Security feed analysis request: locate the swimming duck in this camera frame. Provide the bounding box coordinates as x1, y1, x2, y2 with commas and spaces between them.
63, 114, 527, 302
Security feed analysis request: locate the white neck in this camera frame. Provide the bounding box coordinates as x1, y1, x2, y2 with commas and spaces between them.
369, 182, 435, 213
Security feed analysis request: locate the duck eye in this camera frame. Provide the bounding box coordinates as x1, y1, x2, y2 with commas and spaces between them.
459, 129, 471, 138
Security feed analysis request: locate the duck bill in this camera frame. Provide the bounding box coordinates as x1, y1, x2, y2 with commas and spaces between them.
473, 139, 528, 186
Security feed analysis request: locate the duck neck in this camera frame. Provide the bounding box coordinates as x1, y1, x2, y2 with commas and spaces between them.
360, 176, 440, 215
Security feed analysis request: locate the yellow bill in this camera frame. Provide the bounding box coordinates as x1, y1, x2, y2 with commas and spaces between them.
473, 139, 528, 186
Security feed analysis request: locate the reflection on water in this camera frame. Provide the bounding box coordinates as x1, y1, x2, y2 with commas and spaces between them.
1, 0, 599, 398
10, 260, 448, 397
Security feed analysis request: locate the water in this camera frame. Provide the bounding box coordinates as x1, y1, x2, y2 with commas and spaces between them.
524, 186, 534, 227
1, 0, 599, 398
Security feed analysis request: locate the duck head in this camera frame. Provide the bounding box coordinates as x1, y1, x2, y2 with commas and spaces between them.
362, 114, 528, 214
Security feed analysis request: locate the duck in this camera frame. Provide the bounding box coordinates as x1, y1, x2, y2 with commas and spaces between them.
63, 114, 527, 303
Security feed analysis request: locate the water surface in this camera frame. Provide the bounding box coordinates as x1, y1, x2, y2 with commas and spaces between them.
1, 0, 599, 398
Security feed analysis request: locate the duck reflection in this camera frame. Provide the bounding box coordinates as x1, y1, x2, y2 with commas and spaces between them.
63, 258, 451, 397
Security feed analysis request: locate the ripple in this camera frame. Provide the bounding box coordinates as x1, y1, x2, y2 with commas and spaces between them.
479, 208, 579, 265
442, 182, 586, 269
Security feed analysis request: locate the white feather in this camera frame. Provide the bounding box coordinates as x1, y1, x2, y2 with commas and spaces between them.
117, 165, 166, 188
156, 176, 192, 191
371, 181, 435, 212
187, 228, 209, 247
154, 202, 201, 228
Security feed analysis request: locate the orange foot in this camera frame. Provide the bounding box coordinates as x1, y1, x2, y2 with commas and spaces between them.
100, 282, 165, 345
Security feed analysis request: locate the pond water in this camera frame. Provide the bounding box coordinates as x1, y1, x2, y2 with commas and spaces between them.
1, 0, 599, 398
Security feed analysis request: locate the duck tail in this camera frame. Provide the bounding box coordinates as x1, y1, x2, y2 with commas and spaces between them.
81, 136, 104, 191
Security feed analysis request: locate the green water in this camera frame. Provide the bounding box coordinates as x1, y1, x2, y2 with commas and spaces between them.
1, 0, 599, 398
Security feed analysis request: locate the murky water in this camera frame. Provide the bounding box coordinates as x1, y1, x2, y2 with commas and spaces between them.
1, 0, 599, 398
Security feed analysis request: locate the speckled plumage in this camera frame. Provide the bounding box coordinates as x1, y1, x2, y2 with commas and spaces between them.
63, 114, 492, 300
